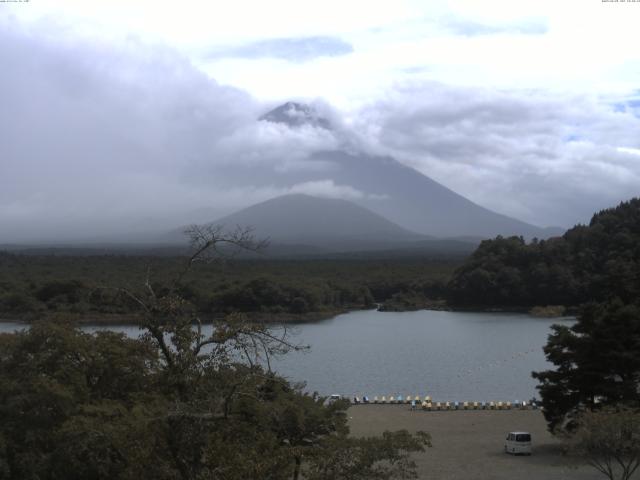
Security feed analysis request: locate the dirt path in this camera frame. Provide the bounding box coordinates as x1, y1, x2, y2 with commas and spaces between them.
348, 405, 603, 480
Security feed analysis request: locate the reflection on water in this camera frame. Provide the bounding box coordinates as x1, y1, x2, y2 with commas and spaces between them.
0, 310, 573, 401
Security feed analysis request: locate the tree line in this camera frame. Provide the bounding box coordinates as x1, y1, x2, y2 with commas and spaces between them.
0, 254, 456, 321
448, 198, 640, 308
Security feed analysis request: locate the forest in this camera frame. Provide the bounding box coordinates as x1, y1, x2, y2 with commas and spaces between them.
3, 199, 640, 323
0, 228, 431, 479
0, 253, 458, 322
448, 198, 640, 309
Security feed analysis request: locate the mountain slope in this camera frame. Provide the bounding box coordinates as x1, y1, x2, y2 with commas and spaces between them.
256, 103, 563, 239
211, 194, 428, 250
310, 150, 561, 238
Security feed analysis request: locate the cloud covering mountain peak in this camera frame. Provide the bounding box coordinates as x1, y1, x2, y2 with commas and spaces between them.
1, 14, 640, 243
260, 101, 332, 130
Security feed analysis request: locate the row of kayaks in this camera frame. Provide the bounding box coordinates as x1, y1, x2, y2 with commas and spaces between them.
350, 396, 539, 410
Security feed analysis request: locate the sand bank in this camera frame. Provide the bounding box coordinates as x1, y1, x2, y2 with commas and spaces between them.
348, 405, 601, 480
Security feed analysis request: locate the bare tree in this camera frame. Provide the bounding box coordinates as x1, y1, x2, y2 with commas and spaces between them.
570, 407, 640, 480
105, 224, 302, 379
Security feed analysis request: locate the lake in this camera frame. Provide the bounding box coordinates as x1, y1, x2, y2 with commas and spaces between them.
0, 310, 573, 402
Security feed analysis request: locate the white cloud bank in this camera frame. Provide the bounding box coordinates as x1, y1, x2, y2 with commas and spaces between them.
289, 180, 388, 201
0, 19, 342, 241
1, 4, 640, 241
351, 83, 640, 226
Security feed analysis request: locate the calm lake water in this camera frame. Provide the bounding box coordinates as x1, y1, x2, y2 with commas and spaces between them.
0, 310, 573, 402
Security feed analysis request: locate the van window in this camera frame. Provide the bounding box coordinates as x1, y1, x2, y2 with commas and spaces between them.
515, 434, 531, 442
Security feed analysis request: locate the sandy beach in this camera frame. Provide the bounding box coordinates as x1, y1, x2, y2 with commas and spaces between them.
348, 405, 602, 480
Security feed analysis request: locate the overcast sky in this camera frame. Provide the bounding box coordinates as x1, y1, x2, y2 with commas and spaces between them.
1, 0, 640, 241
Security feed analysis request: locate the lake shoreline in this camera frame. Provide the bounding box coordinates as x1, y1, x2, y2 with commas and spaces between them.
0, 302, 576, 326
379, 302, 579, 317
0, 309, 353, 326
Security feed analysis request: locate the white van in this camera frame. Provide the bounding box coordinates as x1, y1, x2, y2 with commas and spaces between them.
504, 432, 532, 455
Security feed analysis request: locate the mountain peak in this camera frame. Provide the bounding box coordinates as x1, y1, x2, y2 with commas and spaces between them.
259, 102, 332, 130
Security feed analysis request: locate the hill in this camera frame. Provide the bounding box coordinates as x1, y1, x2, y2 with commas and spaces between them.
208, 193, 428, 251
447, 197, 640, 308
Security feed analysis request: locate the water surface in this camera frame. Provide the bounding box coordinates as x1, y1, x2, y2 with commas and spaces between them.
0, 310, 572, 401
272, 310, 571, 401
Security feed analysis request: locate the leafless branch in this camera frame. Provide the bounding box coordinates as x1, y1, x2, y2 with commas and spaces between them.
144, 265, 157, 301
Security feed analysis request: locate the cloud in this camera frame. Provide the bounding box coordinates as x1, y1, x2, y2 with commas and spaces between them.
208, 36, 353, 62
350, 82, 640, 227
617, 147, 640, 157
442, 16, 548, 37
2, 13, 640, 241
211, 115, 341, 169
289, 180, 388, 201
0, 20, 341, 241
613, 93, 640, 118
